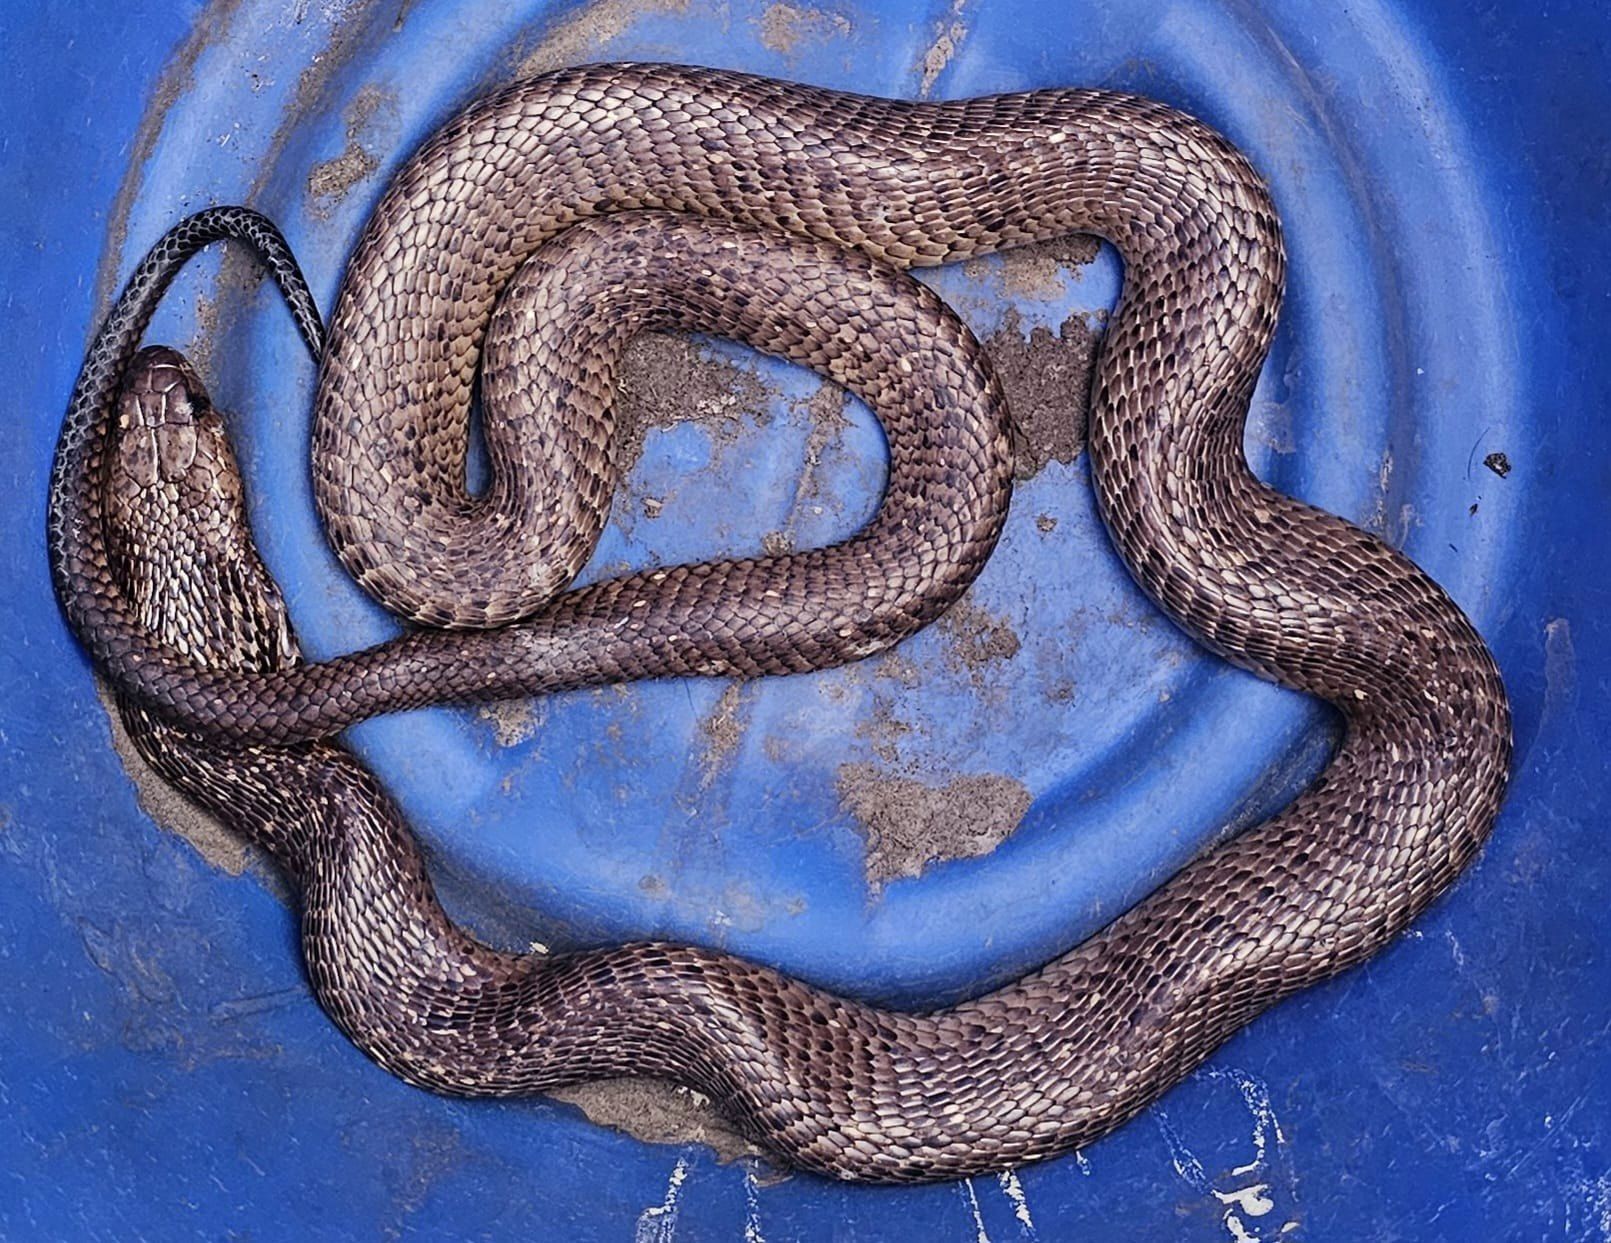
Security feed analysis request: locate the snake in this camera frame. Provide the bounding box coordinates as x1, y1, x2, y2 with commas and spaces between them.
48, 64, 1511, 1182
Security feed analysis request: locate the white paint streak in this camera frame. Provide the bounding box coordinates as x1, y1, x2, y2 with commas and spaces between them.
633, 1157, 690, 1243
1444, 928, 1467, 970
1223, 1210, 1261, 1243
996, 1169, 1036, 1236
1073, 1149, 1093, 1176
1214, 1184, 1276, 1217
1161, 1070, 1297, 1242
742, 1163, 766, 1243
958, 1178, 992, 1243
1208, 1067, 1286, 1167
1154, 1109, 1209, 1191
1214, 1070, 1293, 1242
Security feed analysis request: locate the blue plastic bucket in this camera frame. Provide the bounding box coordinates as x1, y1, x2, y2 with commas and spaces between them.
2, 1, 1606, 1238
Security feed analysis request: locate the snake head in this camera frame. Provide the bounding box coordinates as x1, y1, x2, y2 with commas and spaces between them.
105, 345, 298, 675
116, 346, 204, 487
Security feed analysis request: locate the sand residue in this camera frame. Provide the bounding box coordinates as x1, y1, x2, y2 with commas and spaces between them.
984, 308, 1099, 480
837, 764, 1032, 890
614, 334, 769, 477
514, 0, 692, 77
478, 700, 544, 748
306, 84, 395, 215
967, 234, 1103, 299
756, 2, 851, 54
547, 1078, 766, 1167
917, 0, 970, 96
939, 597, 1022, 677
698, 683, 754, 787
95, 683, 287, 903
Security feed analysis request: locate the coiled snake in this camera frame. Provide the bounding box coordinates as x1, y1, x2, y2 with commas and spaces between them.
48, 64, 1510, 1181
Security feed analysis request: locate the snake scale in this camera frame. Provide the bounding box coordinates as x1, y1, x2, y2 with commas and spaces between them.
49, 64, 1510, 1182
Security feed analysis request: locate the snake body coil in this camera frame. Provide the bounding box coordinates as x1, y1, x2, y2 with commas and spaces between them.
50, 65, 1510, 1182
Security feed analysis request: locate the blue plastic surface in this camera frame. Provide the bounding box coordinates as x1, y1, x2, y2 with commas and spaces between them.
2, 1, 1607, 1238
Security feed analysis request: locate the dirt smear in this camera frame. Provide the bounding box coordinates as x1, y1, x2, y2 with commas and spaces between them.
377, 1124, 466, 1241
939, 596, 1022, 681
774, 380, 853, 545
1367, 449, 1394, 540
917, 0, 970, 96
94, 682, 286, 901
91, 0, 248, 327
185, 245, 285, 417
873, 650, 923, 689
188, 293, 222, 383
478, 699, 544, 748
984, 307, 1099, 481
514, 0, 692, 77
1536, 617, 1578, 746
968, 234, 1103, 300
756, 2, 852, 55
1221, 715, 1341, 837
244, 0, 386, 206
837, 764, 1032, 891
614, 333, 769, 478
185, 230, 286, 378
547, 1078, 766, 1167
306, 84, 395, 216
698, 682, 755, 788
854, 697, 912, 764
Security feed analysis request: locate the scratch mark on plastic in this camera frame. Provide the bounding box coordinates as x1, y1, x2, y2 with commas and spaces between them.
208, 985, 307, 1022
1443, 927, 1468, 970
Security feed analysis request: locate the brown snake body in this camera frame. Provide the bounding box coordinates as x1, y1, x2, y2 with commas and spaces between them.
49, 64, 1511, 1181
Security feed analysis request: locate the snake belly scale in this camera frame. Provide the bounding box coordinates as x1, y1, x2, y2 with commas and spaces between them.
48, 64, 1510, 1182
